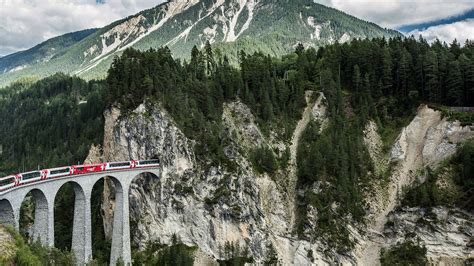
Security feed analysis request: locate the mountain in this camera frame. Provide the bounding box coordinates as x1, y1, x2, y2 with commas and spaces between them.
0, 29, 96, 75
0, 0, 400, 87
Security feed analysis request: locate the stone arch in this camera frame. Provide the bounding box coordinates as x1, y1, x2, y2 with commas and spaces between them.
91, 175, 124, 239
90, 175, 125, 265
0, 199, 15, 227
20, 188, 51, 245
130, 171, 161, 194
128, 171, 161, 250
53, 181, 86, 253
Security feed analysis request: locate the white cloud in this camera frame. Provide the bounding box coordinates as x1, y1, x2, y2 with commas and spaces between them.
407, 19, 474, 44
0, 0, 166, 55
314, 0, 474, 29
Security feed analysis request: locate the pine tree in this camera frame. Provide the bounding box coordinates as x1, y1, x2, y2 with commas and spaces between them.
450, 39, 462, 58
397, 48, 411, 98
446, 60, 463, 105
204, 41, 215, 76
353, 64, 361, 98
382, 47, 393, 95
459, 54, 474, 105
424, 51, 440, 103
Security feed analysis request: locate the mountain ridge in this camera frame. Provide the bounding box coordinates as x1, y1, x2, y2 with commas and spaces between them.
0, 29, 97, 74
0, 0, 401, 87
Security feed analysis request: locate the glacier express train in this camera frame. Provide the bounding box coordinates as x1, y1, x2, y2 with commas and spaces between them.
0, 159, 160, 192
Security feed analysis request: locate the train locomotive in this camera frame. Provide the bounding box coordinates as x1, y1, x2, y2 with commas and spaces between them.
0, 159, 160, 192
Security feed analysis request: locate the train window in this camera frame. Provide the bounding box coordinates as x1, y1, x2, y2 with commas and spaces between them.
77, 167, 84, 171
110, 162, 130, 168
22, 172, 41, 180
0, 177, 15, 187
50, 168, 70, 175
139, 159, 160, 165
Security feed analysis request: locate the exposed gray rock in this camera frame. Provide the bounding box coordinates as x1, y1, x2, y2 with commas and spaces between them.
357, 105, 473, 265
384, 207, 474, 264
99, 100, 335, 264
93, 101, 472, 265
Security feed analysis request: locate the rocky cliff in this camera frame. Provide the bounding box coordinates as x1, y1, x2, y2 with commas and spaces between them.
90, 101, 473, 265
92, 95, 346, 265
384, 207, 474, 265
356, 106, 474, 265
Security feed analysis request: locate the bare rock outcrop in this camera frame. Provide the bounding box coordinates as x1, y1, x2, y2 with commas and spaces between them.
357, 105, 473, 265
97, 100, 334, 264
384, 207, 474, 264
93, 101, 472, 265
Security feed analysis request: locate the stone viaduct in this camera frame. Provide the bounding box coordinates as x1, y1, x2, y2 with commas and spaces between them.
0, 168, 160, 265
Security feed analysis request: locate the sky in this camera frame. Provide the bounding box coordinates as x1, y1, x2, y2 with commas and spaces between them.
0, 0, 473, 57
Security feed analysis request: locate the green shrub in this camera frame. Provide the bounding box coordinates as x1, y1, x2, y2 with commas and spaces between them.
380, 240, 427, 266
250, 146, 278, 174
132, 235, 197, 266
3, 226, 76, 266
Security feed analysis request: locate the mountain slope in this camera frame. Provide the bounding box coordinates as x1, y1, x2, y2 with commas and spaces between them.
0, 0, 400, 87
0, 29, 97, 75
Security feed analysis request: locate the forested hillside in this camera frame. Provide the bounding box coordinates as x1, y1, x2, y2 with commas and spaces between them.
0, 74, 105, 176
1, 35, 473, 264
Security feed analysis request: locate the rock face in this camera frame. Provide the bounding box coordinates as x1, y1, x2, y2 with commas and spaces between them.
384, 207, 474, 265
357, 105, 474, 265
95, 97, 344, 264
363, 120, 387, 176
94, 101, 472, 265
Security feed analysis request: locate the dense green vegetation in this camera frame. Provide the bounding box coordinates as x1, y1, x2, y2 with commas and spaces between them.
91, 179, 112, 264
54, 184, 75, 251
0, 73, 106, 175
250, 146, 278, 174
132, 235, 196, 265
380, 239, 428, 266
0, 226, 76, 265
216, 241, 254, 265
402, 141, 474, 211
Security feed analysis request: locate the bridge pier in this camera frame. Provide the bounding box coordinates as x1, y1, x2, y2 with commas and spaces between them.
72, 183, 92, 264
110, 177, 131, 266
31, 189, 54, 246
13, 204, 21, 230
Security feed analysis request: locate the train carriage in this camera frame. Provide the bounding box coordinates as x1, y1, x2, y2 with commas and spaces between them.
105, 161, 133, 170
72, 164, 105, 175
45, 166, 72, 179
18, 171, 43, 185
0, 176, 16, 192
136, 159, 160, 168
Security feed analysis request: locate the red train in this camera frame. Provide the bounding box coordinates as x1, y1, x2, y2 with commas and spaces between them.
0, 159, 160, 192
